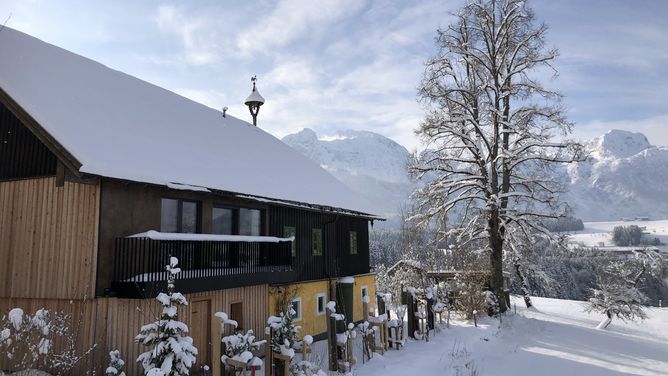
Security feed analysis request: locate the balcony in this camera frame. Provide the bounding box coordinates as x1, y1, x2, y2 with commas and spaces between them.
111, 231, 294, 298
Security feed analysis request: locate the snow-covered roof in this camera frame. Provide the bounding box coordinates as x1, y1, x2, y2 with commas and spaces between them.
0, 28, 378, 217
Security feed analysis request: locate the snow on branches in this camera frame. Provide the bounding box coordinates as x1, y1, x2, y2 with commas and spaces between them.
135, 257, 197, 375
266, 307, 300, 358
586, 250, 660, 329
106, 350, 127, 376
411, 0, 584, 312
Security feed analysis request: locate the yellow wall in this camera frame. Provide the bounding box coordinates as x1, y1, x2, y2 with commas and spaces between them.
352, 274, 376, 322
269, 279, 330, 337
268, 273, 376, 337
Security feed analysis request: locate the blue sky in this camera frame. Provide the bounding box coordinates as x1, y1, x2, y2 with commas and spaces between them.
1, 0, 666, 150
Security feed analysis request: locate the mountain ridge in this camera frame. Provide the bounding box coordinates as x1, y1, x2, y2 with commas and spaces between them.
283, 128, 668, 226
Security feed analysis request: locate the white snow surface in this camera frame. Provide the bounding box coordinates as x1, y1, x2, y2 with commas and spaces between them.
0, 28, 375, 217
567, 219, 668, 253
351, 296, 668, 376
129, 230, 294, 243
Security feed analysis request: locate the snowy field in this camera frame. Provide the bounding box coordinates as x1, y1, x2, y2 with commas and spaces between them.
568, 219, 668, 252
303, 296, 668, 376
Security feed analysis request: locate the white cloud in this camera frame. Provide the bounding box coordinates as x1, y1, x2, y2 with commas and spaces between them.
235, 0, 366, 56
154, 5, 223, 65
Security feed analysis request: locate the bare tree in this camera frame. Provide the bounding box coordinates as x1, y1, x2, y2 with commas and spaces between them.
411, 0, 584, 311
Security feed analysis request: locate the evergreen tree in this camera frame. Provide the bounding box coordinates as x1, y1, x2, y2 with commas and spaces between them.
106, 350, 127, 376
136, 257, 198, 375
266, 307, 299, 358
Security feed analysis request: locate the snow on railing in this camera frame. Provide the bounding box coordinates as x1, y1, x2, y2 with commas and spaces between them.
129, 230, 295, 243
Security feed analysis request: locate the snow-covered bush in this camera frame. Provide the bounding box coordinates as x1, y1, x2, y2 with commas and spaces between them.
106, 350, 126, 376
484, 291, 500, 317
0, 306, 94, 374
135, 257, 198, 375
266, 307, 300, 358
290, 359, 327, 376
220, 329, 264, 365
453, 273, 487, 319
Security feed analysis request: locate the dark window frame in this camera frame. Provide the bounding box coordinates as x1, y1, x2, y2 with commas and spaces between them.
349, 231, 358, 255
212, 204, 265, 236
312, 228, 323, 256
161, 197, 201, 233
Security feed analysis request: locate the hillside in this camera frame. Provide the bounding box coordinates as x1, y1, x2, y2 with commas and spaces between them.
283, 128, 668, 226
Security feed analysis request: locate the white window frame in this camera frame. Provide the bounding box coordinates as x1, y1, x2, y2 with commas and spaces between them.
361, 285, 368, 300
291, 297, 302, 322
316, 293, 326, 315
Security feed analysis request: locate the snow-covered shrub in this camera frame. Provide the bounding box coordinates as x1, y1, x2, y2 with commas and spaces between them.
220, 329, 264, 365
484, 291, 500, 317
453, 273, 487, 319
586, 259, 650, 329
266, 307, 300, 358
106, 350, 126, 376
0, 305, 94, 374
290, 359, 327, 376
135, 257, 198, 375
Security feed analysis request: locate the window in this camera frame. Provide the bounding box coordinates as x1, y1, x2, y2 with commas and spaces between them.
212, 206, 262, 235
161, 198, 199, 233
349, 231, 358, 255
316, 293, 326, 315
230, 302, 244, 331
361, 286, 368, 299
239, 208, 261, 236
283, 226, 297, 257
291, 297, 302, 321
212, 207, 234, 235
312, 228, 323, 256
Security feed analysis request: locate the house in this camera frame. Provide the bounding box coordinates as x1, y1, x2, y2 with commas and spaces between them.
0, 27, 380, 375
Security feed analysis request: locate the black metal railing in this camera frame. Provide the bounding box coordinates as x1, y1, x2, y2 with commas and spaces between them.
112, 237, 293, 297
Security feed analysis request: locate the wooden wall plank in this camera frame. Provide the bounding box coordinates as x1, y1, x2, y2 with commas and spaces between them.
101, 284, 270, 376
0, 177, 99, 300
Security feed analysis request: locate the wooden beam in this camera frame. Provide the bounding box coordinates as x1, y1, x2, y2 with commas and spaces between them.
0, 86, 82, 176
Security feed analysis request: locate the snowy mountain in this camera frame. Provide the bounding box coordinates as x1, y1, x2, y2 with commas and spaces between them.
282, 129, 413, 227
283, 128, 668, 226
564, 129, 668, 221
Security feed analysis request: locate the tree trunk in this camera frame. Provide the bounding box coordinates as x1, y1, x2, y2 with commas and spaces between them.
488, 221, 508, 313
513, 259, 533, 308
596, 311, 613, 329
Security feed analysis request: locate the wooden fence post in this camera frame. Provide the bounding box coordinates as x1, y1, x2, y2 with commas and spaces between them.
406, 291, 416, 339
264, 328, 273, 376
327, 308, 338, 372
426, 296, 435, 331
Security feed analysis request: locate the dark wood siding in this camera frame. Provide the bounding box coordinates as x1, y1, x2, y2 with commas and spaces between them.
0, 101, 57, 180
98, 179, 371, 295
267, 206, 370, 281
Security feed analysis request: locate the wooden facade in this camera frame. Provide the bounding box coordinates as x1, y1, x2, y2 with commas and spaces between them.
0, 177, 99, 300
0, 82, 374, 375
0, 284, 269, 375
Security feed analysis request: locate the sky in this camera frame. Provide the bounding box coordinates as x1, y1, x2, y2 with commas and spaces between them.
1, 0, 666, 151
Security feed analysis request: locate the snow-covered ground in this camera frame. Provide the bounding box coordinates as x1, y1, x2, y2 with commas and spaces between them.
303, 296, 668, 376
568, 219, 668, 252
